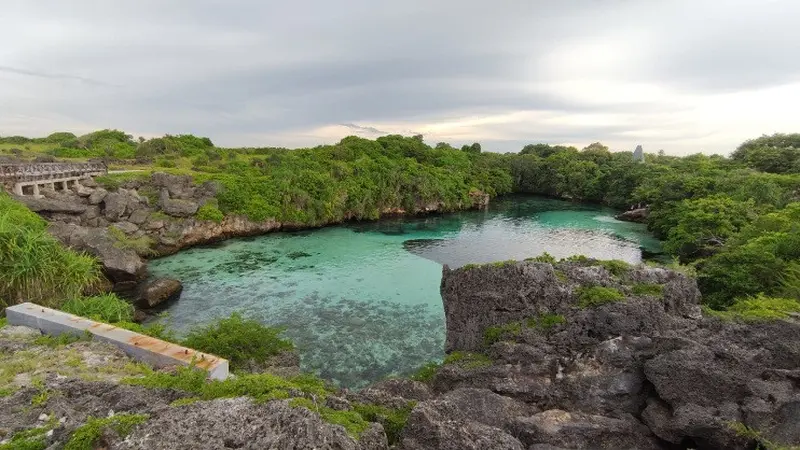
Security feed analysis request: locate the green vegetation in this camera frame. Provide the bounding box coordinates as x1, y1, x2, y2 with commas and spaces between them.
443, 351, 493, 369
65, 414, 149, 450
577, 286, 625, 308
631, 283, 665, 297
595, 259, 632, 277
0, 193, 99, 309
409, 361, 441, 382
108, 226, 156, 257
703, 295, 800, 322
181, 312, 294, 372
525, 252, 557, 264
33, 333, 89, 348
0, 317, 7, 329
196, 203, 224, 222
484, 313, 566, 346
728, 421, 800, 450
288, 398, 370, 439
61, 294, 134, 323
352, 402, 416, 445
0, 422, 53, 450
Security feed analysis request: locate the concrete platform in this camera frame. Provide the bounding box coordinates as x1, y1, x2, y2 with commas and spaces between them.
6, 302, 229, 380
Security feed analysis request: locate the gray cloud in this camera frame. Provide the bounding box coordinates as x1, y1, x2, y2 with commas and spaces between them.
1, 0, 799, 154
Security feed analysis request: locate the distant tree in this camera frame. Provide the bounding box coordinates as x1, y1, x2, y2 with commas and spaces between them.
462, 142, 482, 155
731, 133, 800, 173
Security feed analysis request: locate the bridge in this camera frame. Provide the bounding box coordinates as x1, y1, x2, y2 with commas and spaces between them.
0, 162, 107, 197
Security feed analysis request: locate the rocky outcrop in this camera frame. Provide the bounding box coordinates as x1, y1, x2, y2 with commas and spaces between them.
615, 207, 649, 223
136, 278, 183, 308
376, 260, 800, 450
48, 222, 146, 283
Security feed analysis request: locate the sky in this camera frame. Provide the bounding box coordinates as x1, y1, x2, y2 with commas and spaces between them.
1, 0, 799, 155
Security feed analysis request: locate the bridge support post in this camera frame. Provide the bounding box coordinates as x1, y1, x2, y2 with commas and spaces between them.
13, 184, 23, 196
32, 184, 40, 197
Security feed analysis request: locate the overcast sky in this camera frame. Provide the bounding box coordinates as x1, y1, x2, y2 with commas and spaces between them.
1, 0, 799, 155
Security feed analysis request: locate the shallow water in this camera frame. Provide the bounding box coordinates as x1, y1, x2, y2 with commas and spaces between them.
147, 195, 661, 387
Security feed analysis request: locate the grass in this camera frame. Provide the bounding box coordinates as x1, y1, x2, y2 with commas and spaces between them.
595, 259, 632, 277
409, 361, 441, 382
64, 414, 149, 450
728, 421, 800, 450
33, 333, 90, 348
526, 313, 567, 330
181, 312, 294, 372
61, 294, 134, 323
288, 398, 370, 439
525, 252, 557, 264
443, 351, 492, 369
484, 313, 566, 346
631, 283, 665, 297
0, 317, 7, 329
704, 295, 800, 322
108, 226, 156, 256
0, 193, 100, 308
577, 286, 625, 308
0, 422, 54, 450
352, 402, 416, 445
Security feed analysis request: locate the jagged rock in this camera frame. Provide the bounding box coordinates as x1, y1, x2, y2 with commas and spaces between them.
112, 221, 139, 235
127, 209, 150, 225
13, 195, 87, 214
135, 278, 182, 308
48, 222, 146, 282
510, 410, 662, 450
398, 400, 524, 450
88, 187, 108, 205
161, 198, 199, 217
103, 192, 127, 221
151, 172, 195, 199
73, 183, 94, 197
82, 177, 99, 188
615, 207, 649, 223
355, 379, 433, 407
114, 398, 388, 450
144, 219, 166, 231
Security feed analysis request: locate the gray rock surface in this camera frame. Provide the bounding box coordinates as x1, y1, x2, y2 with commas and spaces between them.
48, 222, 146, 282
13, 194, 87, 214
161, 198, 199, 217
88, 187, 108, 204
136, 278, 183, 308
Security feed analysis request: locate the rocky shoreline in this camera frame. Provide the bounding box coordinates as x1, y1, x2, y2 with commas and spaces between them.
3, 260, 798, 449
12, 172, 490, 312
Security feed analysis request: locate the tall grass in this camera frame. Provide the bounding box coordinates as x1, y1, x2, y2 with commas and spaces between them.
61, 294, 134, 323
0, 193, 100, 308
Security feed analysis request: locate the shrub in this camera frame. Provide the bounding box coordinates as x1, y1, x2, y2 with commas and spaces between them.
704, 294, 800, 322
0, 194, 100, 308
181, 313, 294, 371
525, 252, 556, 264
577, 286, 625, 308
631, 283, 665, 297
352, 402, 416, 445
65, 414, 148, 450
61, 294, 134, 323
196, 203, 224, 222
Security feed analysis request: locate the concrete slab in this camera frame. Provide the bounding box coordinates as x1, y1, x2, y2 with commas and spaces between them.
6, 302, 228, 380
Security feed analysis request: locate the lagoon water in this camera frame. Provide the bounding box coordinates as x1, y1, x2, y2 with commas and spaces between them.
148, 196, 661, 388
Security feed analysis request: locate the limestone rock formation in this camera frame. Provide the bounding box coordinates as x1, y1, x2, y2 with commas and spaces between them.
389, 260, 800, 449
136, 278, 183, 309
615, 207, 649, 223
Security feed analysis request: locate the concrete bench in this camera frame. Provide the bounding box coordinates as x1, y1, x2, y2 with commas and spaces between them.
5, 302, 228, 380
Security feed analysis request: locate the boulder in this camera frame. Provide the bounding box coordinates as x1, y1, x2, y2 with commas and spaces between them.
615, 207, 649, 223
151, 172, 195, 199
136, 278, 183, 308
127, 209, 150, 225
13, 195, 87, 214
103, 192, 127, 221
73, 183, 94, 197
82, 177, 99, 188
88, 187, 108, 205
48, 222, 146, 282
162, 198, 199, 218
112, 221, 139, 235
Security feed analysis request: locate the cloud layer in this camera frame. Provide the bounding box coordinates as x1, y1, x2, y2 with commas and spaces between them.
2, 0, 799, 154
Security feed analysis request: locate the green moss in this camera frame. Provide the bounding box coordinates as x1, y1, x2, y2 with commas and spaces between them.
123, 366, 331, 403
353, 402, 416, 445
525, 252, 557, 264
169, 397, 202, 407
631, 283, 665, 297
0, 317, 7, 329
526, 313, 567, 330
595, 259, 632, 277
65, 414, 148, 450
461, 263, 481, 270
704, 295, 800, 322
0, 386, 17, 397
554, 270, 568, 282
564, 255, 590, 263
443, 351, 492, 369
0, 423, 52, 450
196, 203, 225, 222
483, 321, 523, 346
490, 259, 517, 268
409, 361, 441, 382
289, 398, 370, 439
577, 286, 625, 308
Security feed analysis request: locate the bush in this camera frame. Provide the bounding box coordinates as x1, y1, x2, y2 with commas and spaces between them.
704, 294, 800, 321
525, 252, 556, 264
0, 194, 100, 308
181, 313, 294, 371
577, 286, 625, 308
352, 402, 416, 445
596, 259, 632, 277
196, 203, 224, 222
61, 294, 134, 323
